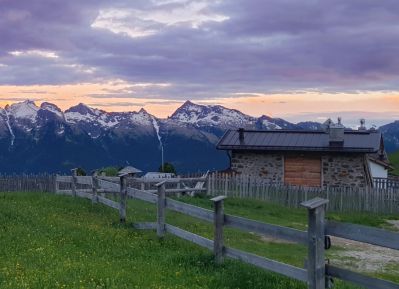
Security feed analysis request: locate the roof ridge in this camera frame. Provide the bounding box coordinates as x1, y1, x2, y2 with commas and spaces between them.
229, 129, 379, 135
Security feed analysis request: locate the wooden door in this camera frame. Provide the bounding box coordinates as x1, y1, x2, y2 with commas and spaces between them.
284, 155, 321, 187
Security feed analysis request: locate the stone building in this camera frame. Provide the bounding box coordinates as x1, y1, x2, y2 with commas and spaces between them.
216, 124, 390, 188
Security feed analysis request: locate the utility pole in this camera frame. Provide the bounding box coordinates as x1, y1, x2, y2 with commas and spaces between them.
161, 144, 164, 172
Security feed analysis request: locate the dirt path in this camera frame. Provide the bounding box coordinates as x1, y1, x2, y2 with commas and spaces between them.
330, 236, 399, 273
258, 220, 399, 274
387, 220, 399, 230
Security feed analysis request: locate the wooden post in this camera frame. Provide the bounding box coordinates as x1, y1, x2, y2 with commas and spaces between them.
206, 174, 210, 195
301, 198, 329, 289
156, 181, 166, 238
119, 175, 127, 223
92, 175, 98, 204
176, 181, 181, 197
211, 195, 226, 264
54, 175, 60, 194
71, 169, 77, 197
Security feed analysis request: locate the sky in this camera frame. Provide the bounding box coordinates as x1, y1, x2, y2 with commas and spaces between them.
0, 0, 399, 127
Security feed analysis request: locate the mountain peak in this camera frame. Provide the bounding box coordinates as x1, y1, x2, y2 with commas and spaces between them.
181, 100, 196, 107
40, 102, 63, 118
170, 100, 255, 128
138, 108, 149, 114
41, 101, 60, 110
40, 102, 61, 112
6, 99, 39, 121
23, 99, 37, 105
172, 100, 204, 114
66, 103, 97, 115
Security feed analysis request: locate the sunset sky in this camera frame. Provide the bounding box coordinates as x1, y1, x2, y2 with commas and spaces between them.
1, 0, 398, 127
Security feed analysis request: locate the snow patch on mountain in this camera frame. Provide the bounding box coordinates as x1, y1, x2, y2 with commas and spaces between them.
261, 119, 281, 129
170, 100, 255, 128
40, 102, 64, 119
65, 104, 118, 128
6, 100, 39, 122
3, 109, 15, 146
128, 108, 153, 126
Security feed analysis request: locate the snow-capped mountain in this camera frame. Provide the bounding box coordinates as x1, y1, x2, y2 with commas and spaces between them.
0, 99, 396, 173
256, 115, 296, 130
170, 100, 256, 129
169, 100, 298, 134
6, 100, 39, 123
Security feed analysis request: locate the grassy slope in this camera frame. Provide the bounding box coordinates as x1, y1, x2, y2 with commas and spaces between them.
389, 150, 399, 176
1, 193, 398, 289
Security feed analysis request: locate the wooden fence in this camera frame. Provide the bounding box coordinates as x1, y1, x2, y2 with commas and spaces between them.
54, 174, 399, 289
374, 177, 399, 190
207, 173, 399, 214
0, 172, 398, 214
0, 174, 56, 192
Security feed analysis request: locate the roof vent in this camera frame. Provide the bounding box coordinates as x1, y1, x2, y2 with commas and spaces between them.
358, 119, 366, 131
238, 128, 245, 143
329, 117, 344, 147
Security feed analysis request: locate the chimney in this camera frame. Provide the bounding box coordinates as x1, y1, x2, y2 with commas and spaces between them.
358, 119, 366, 131
238, 128, 245, 143
329, 117, 344, 147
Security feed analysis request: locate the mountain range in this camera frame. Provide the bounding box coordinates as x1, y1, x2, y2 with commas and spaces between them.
0, 100, 397, 174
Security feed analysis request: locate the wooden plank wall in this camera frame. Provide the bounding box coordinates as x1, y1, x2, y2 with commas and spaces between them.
284, 156, 321, 187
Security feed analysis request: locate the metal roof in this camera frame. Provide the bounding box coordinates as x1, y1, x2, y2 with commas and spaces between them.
118, 166, 142, 176
216, 129, 382, 153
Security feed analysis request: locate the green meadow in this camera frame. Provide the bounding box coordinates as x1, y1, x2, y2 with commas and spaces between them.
0, 192, 398, 289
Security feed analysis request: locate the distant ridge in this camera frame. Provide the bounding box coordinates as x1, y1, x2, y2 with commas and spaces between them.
0, 99, 396, 173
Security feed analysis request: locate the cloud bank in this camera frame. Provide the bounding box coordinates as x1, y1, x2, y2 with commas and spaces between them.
0, 0, 398, 123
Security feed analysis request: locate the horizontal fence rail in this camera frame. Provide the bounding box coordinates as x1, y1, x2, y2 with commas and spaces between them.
97, 195, 119, 210
127, 187, 157, 204
166, 198, 213, 222
225, 247, 308, 282
326, 265, 399, 289
53, 172, 399, 289
165, 224, 214, 251
225, 214, 308, 244
326, 221, 399, 251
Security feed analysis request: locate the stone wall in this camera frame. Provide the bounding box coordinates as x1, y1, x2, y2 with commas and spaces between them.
231, 151, 283, 182
321, 153, 369, 187
230, 150, 370, 187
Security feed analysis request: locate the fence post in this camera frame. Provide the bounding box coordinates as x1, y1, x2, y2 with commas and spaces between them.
92, 175, 98, 204
54, 175, 60, 194
211, 195, 226, 264
206, 174, 211, 195
301, 197, 329, 289
156, 181, 166, 238
119, 175, 127, 223
176, 181, 181, 198
71, 169, 77, 197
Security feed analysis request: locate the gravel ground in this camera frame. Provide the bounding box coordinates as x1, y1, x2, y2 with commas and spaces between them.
330, 236, 399, 273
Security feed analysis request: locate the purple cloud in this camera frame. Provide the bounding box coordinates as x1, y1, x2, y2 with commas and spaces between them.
0, 0, 399, 97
